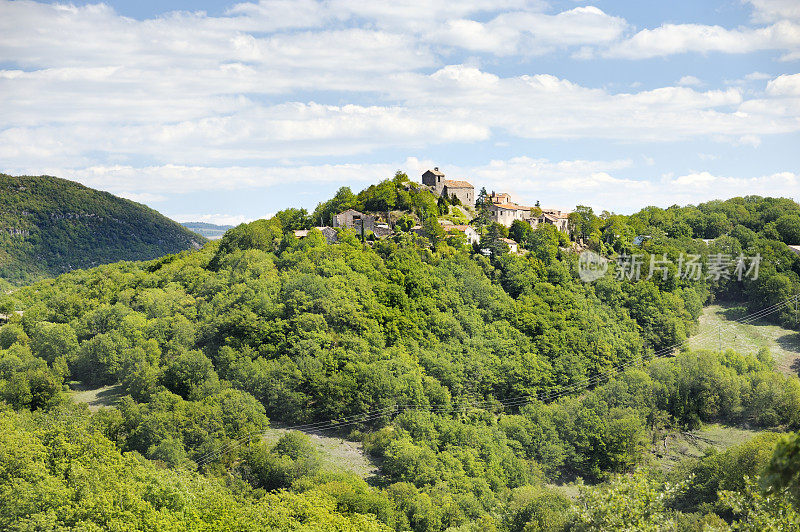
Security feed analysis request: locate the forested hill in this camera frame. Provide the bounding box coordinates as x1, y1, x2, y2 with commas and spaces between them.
0, 174, 205, 284
181, 221, 234, 240
1, 174, 799, 529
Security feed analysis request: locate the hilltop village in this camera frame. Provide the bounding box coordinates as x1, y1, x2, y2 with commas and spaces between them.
293, 168, 573, 254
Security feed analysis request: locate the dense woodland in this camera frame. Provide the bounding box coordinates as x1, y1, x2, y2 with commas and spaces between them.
1, 173, 800, 530
0, 174, 205, 285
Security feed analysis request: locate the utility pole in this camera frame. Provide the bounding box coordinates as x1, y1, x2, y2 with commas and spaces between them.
795, 295, 799, 327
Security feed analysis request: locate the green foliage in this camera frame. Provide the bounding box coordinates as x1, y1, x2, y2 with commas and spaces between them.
0, 340, 63, 410
762, 431, 800, 508
0, 174, 204, 284
625, 197, 800, 329
510, 220, 534, 246
30, 321, 78, 365
213, 217, 283, 260
719, 477, 800, 531
672, 432, 785, 513
481, 222, 510, 256
0, 407, 391, 531
274, 208, 312, 231
240, 432, 323, 491
574, 471, 681, 531
505, 485, 572, 532
162, 350, 218, 399
311, 173, 437, 225
115, 388, 269, 467
569, 205, 602, 244
774, 214, 800, 244
2, 181, 800, 531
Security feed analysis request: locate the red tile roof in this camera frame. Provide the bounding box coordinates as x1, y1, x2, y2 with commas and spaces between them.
443, 179, 473, 188
492, 202, 531, 211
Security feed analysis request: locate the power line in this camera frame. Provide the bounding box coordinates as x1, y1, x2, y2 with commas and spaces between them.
195, 296, 796, 465
195, 295, 798, 466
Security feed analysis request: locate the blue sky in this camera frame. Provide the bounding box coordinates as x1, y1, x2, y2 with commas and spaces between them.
1, 0, 799, 224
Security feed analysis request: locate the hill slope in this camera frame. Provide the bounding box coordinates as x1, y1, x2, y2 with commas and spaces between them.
0, 174, 205, 284
181, 221, 234, 240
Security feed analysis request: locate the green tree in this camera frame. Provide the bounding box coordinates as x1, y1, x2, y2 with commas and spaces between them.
510, 220, 534, 247
275, 208, 312, 231
775, 214, 800, 244
30, 322, 77, 365
569, 206, 601, 243
763, 431, 800, 508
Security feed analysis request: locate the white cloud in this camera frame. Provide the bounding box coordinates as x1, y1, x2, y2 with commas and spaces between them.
604, 21, 800, 59
41, 162, 405, 195
766, 73, 800, 95
117, 192, 168, 203
662, 170, 799, 200
677, 75, 703, 86
3, 64, 799, 170
432, 6, 627, 55
11, 157, 798, 216
745, 71, 772, 80
747, 0, 800, 23
1, 0, 800, 215
736, 134, 762, 147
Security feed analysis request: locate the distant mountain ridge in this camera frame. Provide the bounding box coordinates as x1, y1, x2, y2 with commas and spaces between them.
0, 174, 205, 284
181, 221, 234, 240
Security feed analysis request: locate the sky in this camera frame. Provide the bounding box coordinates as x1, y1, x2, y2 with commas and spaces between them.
1, 0, 799, 225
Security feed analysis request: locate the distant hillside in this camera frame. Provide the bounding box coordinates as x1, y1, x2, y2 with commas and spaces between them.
181, 221, 234, 240
0, 174, 205, 284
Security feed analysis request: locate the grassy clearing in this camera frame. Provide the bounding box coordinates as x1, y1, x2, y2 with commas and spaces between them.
650, 423, 764, 472
690, 303, 800, 376
67, 382, 125, 412
263, 428, 379, 480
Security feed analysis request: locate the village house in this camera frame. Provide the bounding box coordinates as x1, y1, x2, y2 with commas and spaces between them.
442, 180, 474, 206
487, 192, 512, 205
501, 238, 519, 254
440, 221, 480, 245
421, 167, 445, 189
333, 209, 376, 233
533, 209, 571, 233
421, 168, 475, 205
488, 201, 532, 226
487, 191, 570, 232
486, 191, 534, 227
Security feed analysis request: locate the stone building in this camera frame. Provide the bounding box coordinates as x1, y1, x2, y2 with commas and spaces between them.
488, 201, 532, 227
422, 167, 446, 189
487, 191, 570, 231
333, 209, 376, 233
421, 167, 474, 206
441, 180, 474, 206
532, 209, 571, 233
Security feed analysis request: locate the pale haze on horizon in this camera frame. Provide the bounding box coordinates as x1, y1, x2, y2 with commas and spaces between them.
1, 0, 799, 225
